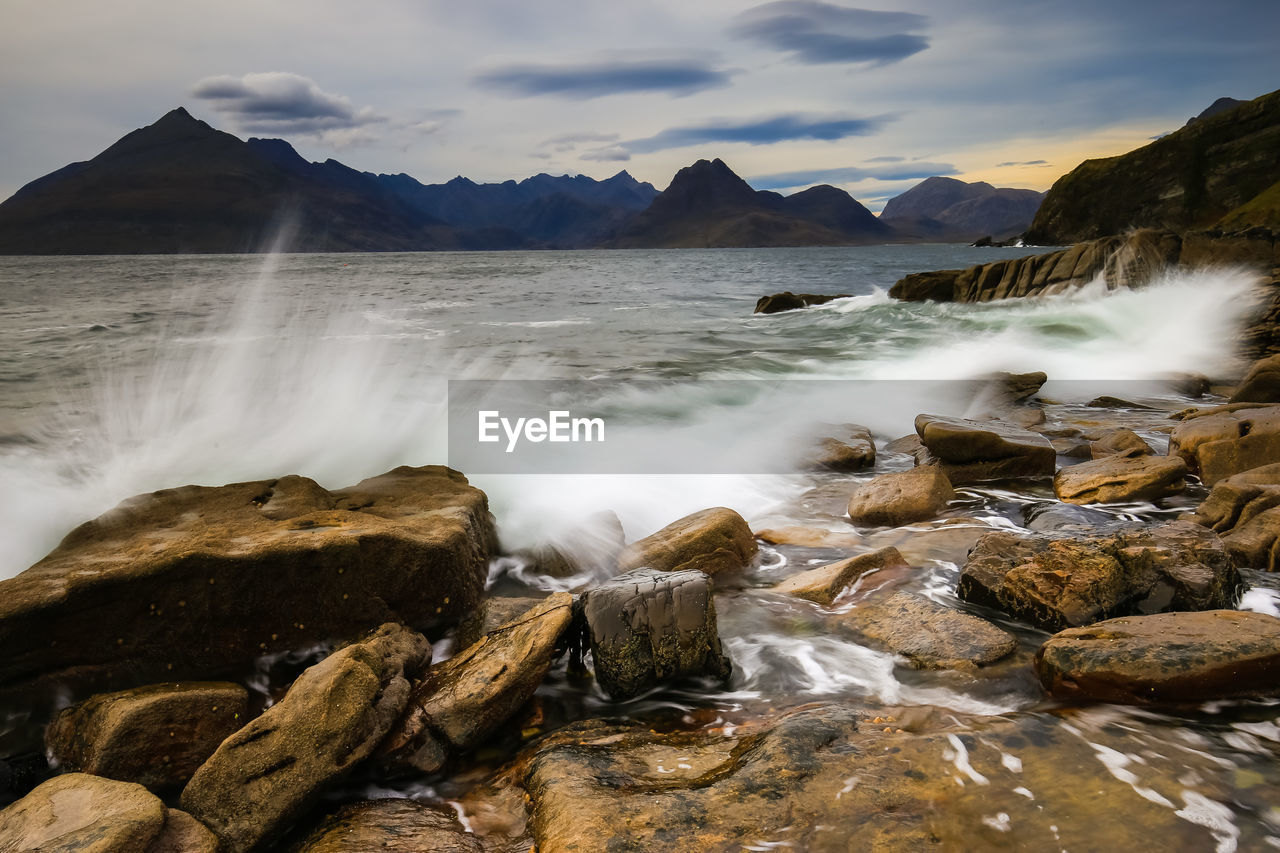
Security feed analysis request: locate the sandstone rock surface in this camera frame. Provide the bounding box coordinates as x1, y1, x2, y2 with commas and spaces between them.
617, 507, 756, 576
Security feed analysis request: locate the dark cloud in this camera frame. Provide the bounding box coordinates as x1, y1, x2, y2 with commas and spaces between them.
472, 58, 732, 99
624, 112, 889, 154
731, 1, 929, 66
191, 72, 382, 135
864, 155, 905, 163
995, 159, 1050, 167
580, 146, 631, 162
749, 161, 958, 190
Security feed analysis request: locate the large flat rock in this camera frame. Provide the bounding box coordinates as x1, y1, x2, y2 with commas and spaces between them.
831, 590, 1017, 669
0, 773, 167, 853
1053, 454, 1188, 504
0, 466, 494, 699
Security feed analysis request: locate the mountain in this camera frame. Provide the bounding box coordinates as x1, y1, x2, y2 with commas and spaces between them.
1186, 97, 1244, 126
879, 177, 1044, 241
610, 158, 891, 248
1026, 89, 1280, 245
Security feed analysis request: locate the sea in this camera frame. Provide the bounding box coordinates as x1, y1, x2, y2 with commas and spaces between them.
2, 245, 1278, 848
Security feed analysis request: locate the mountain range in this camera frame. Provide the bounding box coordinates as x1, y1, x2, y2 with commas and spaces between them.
0, 108, 1043, 253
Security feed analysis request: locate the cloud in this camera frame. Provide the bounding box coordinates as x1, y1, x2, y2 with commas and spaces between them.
580, 146, 631, 162
472, 57, 732, 99
623, 112, 889, 154
539, 131, 621, 153
191, 72, 383, 138
995, 159, 1050, 167
731, 1, 929, 66
749, 160, 958, 190
864, 155, 905, 163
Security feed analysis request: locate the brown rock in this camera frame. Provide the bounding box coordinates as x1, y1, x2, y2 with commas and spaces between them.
149, 809, 219, 853
1230, 353, 1280, 403
618, 507, 757, 576
753, 526, 862, 549
1035, 610, 1280, 703
1184, 462, 1280, 570
754, 292, 851, 314
0, 773, 166, 853
846, 466, 955, 527
832, 590, 1017, 669
289, 799, 483, 853
772, 547, 910, 605
1090, 428, 1155, 459
888, 269, 960, 302
914, 414, 1055, 483
808, 424, 876, 471
456, 595, 546, 649
180, 623, 432, 853
45, 682, 248, 792
1168, 406, 1280, 484
1053, 454, 1188, 504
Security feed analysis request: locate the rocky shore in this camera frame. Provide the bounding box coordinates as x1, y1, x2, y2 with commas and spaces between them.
3, 358, 1280, 850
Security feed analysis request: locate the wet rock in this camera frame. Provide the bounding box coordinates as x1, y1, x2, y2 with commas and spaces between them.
1230, 353, 1280, 403
754, 292, 850, 314
45, 682, 248, 792
289, 799, 483, 853
882, 433, 923, 455
865, 518, 995, 565
516, 511, 625, 578
1052, 436, 1095, 458
914, 414, 1055, 483
832, 590, 1017, 669
1168, 406, 1280, 484
846, 466, 955, 526
1024, 502, 1131, 535
997, 370, 1048, 401
1090, 428, 1155, 459
808, 424, 876, 471
379, 594, 573, 772
753, 526, 862, 549
959, 522, 1242, 632
456, 595, 545, 649
1087, 395, 1155, 409
0, 773, 167, 853
772, 547, 909, 605
1053, 454, 1188, 504
1035, 610, 1280, 703
617, 507, 757, 576
150, 809, 219, 853
1184, 462, 1280, 570
0, 466, 494, 701
581, 568, 731, 701
180, 623, 431, 853
888, 269, 960, 301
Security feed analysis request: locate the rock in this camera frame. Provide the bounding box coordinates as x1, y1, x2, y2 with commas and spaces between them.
0, 773, 167, 853
1035, 610, 1280, 703
1090, 428, 1155, 459
865, 518, 995, 565
581, 568, 731, 701
1087, 395, 1155, 409
617, 507, 757, 576
289, 799, 483, 853
772, 547, 909, 605
180, 623, 432, 853
997, 372, 1047, 401
808, 424, 875, 471
846, 466, 955, 527
887, 269, 960, 302
914, 414, 1055, 483
1184, 462, 1280, 570
959, 522, 1242, 632
456, 595, 546, 649
1233, 353, 1280, 402
45, 682, 248, 792
1024, 502, 1132, 534
149, 809, 219, 853
1168, 406, 1280, 484
754, 292, 850, 314
753, 526, 862, 549
0, 466, 493, 701
1053, 455, 1188, 504
831, 590, 1017, 669
882, 433, 923, 455
379, 594, 573, 773
516, 511, 625, 577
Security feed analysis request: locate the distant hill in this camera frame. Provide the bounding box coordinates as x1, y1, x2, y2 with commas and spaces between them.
1026, 89, 1280, 245
1185, 97, 1244, 126
611, 158, 892, 248
879, 177, 1044, 241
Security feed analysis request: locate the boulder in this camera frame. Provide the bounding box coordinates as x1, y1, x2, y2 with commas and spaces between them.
0, 773, 167, 853
180, 623, 432, 853
1184, 462, 1280, 570
1090, 428, 1155, 459
45, 682, 248, 791
888, 269, 960, 302
997, 370, 1048, 401
1168, 406, 1280, 484
456, 595, 546, 649
1035, 610, 1280, 703
1053, 455, 1188, 504
516, 511, 625, 577
581, 568, 731, 701
808, 424, 876, 471
772, 547, 909, 605
914, 414, 1055, 483
1230, 353, 1280, 403
0, 466, 494, 701
754, 292, 851, 314
379, 594, 574, 773
289, 799, 483, 853
959, 522, 1242, 631
831, 590, 1017, 669
846, 466, 955, 527
617, 507, 757, 576
150, 809, 219, 853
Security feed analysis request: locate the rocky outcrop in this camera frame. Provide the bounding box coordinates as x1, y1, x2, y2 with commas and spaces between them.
754, 292, 850, 314
1184, 462, 1280, 570
831, 590, 1017, 669
180, 623, 432, 853
914, 414, 1055, 483
45, 682, 247, 791
959, 522, 1242, 631
0, 773, 168, 853
846, 466, 955, 526
379, 594, 573, 773
773, 546, 909, 605
1053, 454, 1188, 504
0, 466, 493, 701
1168, 406, 1280, 484
617, 507, 757, 576
580, 568, 731, 701
807, 424, 876, 471
1230, 353, 1280, 403
1035, 610, 1280, 703
290, 800, 484, 853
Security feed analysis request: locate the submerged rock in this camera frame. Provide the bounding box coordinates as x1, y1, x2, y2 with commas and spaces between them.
379, 594, 573, 773
0, 466, 494, 701
180, 623, 432, 853
772, 546, 909, 605
290, 799, 484, 853
617, 507, 756, 576
1053, 454, 1188, 504
888, 269, 961, 301
1035, 610, 1280, 703
1169, 406, 1280, 484
1184, 462, 1280, 571
959, 522, 1242, 632
914, 413, 1056, 483
45, 681, 248, 792
846, 466, 955, 527
0, 773, 167, 853
581, 568, 731, 701
832, 590, 1017, 669
754, 292, 850, 314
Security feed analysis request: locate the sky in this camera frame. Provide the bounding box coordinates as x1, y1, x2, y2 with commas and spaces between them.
1, 0, 1278, 211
